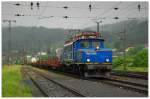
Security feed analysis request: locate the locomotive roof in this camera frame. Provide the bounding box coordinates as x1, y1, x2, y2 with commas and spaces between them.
75, 38, 105, 41
64, 38, 104, 47
65, 31, 101, 44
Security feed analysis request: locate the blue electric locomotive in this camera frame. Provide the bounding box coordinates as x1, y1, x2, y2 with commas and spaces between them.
61, 31, 112, 77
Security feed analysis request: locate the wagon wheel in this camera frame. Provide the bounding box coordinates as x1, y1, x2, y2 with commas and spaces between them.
78, 65, 86, 77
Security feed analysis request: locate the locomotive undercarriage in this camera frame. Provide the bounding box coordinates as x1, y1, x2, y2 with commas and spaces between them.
61, 63, 112, 78
31, 63, 112, 78
82, 64, 112, 78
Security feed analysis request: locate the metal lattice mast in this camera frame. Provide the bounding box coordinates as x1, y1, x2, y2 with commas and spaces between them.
3, 20, 16, 66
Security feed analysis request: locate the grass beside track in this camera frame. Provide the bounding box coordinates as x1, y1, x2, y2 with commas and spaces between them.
2, 65, 32, 97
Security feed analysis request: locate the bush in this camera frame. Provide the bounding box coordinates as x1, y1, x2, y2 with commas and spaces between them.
132, 49, 148, 67
113, 56, 123, 68
113, 47, 148, 71
125, 55, 134, 66
127, 45, 144, 56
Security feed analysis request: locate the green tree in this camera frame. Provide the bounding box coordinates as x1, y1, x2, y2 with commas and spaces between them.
113, 56, 123, 68
132, 49, 148, 67
127, 45, 144, 56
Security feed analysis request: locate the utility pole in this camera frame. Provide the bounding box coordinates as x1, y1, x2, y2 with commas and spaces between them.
96, 22, 99, 33
120, 29, 127, 71
23, 44, 27, 65
38, 40, 41, 62
3, 20, 16, 66
123, 29, 126, 71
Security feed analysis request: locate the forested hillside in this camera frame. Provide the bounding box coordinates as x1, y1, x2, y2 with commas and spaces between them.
2, 19, 148, 54
86, 19, 148, 49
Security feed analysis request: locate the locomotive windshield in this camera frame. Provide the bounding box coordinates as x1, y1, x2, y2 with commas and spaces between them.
92, 41, 100, 48
79, 39, 103, 48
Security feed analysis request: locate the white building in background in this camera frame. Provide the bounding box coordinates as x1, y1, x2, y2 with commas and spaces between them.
31, 57, 37, 63
125, 47, 134, 52
37, 52, 47, 55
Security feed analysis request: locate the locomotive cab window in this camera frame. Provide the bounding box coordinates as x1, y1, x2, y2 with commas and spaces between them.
92, 41, 100, 48
80, 41, 89, 48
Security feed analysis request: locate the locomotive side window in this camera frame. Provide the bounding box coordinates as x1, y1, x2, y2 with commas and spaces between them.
80, 41, 89, 48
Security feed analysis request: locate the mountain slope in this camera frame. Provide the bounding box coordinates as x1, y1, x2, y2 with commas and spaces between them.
2, 19, 148, 54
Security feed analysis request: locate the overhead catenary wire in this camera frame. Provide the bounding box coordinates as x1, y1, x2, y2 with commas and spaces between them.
3, 2, 148, 20
90, 2, 122, 25
5, 2, 147, 10
99, 2, 146, 25
3, 2, 148, 30
101, 2, 142, 21
112, 3, 133, 19
116, 3, 139, 19
3, 12, 146, 21
97, 2, 122, 18
102, 2, 125, 19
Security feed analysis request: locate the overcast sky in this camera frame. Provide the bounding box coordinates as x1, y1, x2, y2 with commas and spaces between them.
2, 1, 148, 29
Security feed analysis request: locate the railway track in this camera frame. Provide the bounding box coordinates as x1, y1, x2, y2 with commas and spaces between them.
45, 68, 148, 94
111, 71, 148, 80
84, 77, 148, 94
101, 77, 148, 94
23, 67, 85, 97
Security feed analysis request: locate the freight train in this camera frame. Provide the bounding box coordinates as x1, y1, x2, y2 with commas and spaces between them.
30, 31, 112, 78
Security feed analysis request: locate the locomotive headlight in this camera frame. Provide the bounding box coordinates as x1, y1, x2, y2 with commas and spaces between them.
106, 58, 110, 62
96, 46, 99, 50
87, 59, 90, 62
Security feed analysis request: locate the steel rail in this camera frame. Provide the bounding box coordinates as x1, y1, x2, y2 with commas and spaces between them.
23, 68, 49, 97
30, 66, 148, 95
33, 69, 86, 97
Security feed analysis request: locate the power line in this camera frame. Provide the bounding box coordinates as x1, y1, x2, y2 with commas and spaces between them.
38, 15, 106, 19
38, 15, 146, 20
3, 2, 148, 30
6, 2, 148, 10
3, 2, 148, 20
97, 2, 122, 19
3, 12, 146, 21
